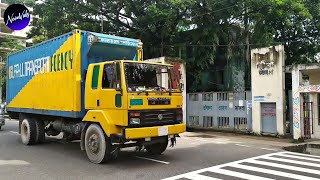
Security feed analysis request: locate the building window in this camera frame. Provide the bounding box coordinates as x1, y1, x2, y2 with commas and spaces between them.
218, 117, 229, 128
189, 94, 199, 101
234, 117, 247, 130
202, 93, 213, 101
203, 116, 213, 127
217, 92, 228, 101
188, 116, 199, 126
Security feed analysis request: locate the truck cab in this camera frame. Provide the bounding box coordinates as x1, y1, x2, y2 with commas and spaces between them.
82, 60, 185, 163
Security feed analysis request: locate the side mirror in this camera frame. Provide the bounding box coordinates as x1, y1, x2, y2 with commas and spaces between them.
116, 85, 123, 95
180, 83, 184, 90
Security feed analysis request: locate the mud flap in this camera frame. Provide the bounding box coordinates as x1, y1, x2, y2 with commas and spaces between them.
80, 122, 91, 151
169, 135, 177, 147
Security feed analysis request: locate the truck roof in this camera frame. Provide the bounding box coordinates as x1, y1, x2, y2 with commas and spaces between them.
90, 60, 174, 67
8, 29, 141, 57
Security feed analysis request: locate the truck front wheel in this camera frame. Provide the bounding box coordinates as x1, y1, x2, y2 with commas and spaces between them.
145, 136, 168, 155
85, 124, 112, 164
20, 118, 37, 145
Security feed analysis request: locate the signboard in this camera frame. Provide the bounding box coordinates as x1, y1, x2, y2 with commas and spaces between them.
254, 96, 265, 101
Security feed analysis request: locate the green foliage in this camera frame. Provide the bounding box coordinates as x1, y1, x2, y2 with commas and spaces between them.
2, 0, 34, 6
247, 0, 320, 65
26, 0, 320, 92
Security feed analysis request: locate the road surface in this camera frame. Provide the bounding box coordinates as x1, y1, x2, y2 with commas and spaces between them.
0, 120, 319, 180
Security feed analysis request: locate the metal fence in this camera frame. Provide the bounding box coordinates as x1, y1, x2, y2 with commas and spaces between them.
187, 91, 252, 132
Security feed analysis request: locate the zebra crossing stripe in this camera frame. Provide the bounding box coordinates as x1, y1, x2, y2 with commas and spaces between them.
204, 168, 274, 180
184, 174, 221, 180
228, 163, 320, 180
264, 156, 320, 168
274, 153, 320, 162
283, 152, 320, 159
246, 159, 320, 175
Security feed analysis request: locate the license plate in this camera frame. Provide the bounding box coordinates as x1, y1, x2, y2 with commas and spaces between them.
158, 126, 168, 136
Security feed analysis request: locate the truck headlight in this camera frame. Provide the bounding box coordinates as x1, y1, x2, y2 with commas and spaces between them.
130, 118, 140, 124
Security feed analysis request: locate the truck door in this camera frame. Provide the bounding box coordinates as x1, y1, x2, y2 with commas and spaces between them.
98, 62, 124, 124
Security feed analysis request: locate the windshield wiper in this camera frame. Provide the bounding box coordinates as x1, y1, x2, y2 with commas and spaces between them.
137, 90, 149, 96
154, 86, 172, 96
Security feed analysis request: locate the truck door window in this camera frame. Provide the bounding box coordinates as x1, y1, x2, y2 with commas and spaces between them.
102, 64, 116, 89
115, 62, 121, 89
91, 65, 100, 89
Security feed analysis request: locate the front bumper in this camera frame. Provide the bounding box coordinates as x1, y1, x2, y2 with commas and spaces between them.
125, 123, 186, 140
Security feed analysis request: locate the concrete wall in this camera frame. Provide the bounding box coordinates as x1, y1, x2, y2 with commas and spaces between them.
251, 45, 286, 135
310, 93, 319, 139
291, 66, 302, 139
187, 91, 252, 131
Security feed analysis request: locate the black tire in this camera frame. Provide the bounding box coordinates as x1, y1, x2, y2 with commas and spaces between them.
145, 136, 168, 155
20, 118, 37, 145
0, 126, 2, 130
85, 124, 112, 164
35, 120, 45, 144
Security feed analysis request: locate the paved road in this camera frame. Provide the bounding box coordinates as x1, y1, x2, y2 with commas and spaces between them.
0, 120, 318, 180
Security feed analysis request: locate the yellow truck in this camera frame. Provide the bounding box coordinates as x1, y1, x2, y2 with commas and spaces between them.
6, 29, 186, 164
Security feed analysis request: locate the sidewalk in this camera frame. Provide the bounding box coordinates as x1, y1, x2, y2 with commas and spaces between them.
180, 130, 310, 148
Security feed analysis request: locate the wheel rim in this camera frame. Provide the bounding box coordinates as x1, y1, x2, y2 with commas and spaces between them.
88, 134, 100, 154
85, 124, 107, 163
21, 121, 29, 143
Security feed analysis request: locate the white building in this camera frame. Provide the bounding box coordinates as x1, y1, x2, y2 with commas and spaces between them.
251, 45, 286, 136
287, 64, 320, 140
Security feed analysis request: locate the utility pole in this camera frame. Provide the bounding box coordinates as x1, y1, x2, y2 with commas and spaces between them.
0, 56, 2, 104
101, 17, 104, 33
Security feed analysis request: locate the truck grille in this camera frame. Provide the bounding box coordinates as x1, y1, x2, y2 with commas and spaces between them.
128, 109, 177, 127
148, 98, 171, 105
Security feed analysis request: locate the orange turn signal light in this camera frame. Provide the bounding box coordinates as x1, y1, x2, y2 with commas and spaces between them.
130, 112, 140, 117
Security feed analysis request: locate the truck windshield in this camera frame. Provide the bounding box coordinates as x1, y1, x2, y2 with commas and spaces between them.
124, 62, 181, 93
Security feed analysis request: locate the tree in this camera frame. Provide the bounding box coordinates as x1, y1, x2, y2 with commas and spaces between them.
27, 0, 118, 42
0, 37, 25, 102
2, 0, 35, 6
246, 0, 320, 65
27, 0, 320, 92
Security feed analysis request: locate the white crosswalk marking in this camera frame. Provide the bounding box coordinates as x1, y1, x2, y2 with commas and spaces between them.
246, 159, 320, 175
204, 168, 274, 180
273, 153, 320, 162
162, 151, 320, 180
185, 174, 221, 180
228, 164, 320, 180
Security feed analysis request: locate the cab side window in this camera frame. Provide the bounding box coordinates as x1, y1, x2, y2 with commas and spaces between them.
102, 64, 116, 89
91, 65, 100, 89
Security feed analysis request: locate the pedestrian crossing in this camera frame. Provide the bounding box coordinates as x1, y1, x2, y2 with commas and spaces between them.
163, 151, 320, 180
